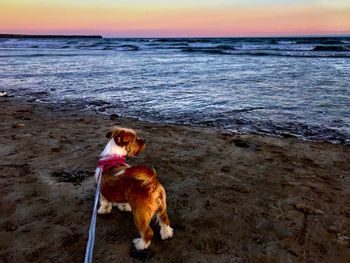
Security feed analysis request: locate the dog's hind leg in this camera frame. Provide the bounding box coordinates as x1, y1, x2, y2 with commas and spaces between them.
132, 209, 153, 250
98, 195, 112, 214
156, 187, 174, 240
157, 209, 173, 240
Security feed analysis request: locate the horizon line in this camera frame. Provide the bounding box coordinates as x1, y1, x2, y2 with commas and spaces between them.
0, 33, 350, 39
1, 33, 350, 39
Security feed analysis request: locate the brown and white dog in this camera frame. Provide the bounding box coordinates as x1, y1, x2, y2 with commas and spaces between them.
95, 127, 173, 250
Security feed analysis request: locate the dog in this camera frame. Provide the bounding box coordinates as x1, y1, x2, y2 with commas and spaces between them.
95, 127, 173, 250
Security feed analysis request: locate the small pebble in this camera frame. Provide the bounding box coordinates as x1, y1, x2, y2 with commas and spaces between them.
13, 123, 25, 128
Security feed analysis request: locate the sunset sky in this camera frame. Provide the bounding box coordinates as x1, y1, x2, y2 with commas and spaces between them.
1, 0, 349, 37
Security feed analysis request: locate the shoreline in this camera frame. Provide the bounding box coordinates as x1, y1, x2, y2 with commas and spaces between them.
0, 34, 102, 39
30, 96, 350, 147
0, 96, 349, 262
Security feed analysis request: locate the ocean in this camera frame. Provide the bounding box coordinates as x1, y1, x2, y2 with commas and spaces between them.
0, 36, 349, 145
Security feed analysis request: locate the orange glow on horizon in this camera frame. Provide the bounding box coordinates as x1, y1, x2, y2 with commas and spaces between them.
0, 2, 349, 37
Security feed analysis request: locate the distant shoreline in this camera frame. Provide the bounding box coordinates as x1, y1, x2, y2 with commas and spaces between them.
0, 34, 102, 39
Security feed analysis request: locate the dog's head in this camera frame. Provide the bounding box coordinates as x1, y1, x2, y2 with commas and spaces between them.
106, 127, 145, 156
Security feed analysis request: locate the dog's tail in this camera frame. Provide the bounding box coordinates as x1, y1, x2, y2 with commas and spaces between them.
126, 165, 157, 189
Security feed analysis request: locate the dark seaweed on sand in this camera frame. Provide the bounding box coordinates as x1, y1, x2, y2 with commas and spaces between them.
51, 170, 91, 185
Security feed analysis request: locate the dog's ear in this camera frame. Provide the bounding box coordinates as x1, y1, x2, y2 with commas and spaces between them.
114, 130, 135, 146
106, 127, 121, 139
106, 131, 113, 139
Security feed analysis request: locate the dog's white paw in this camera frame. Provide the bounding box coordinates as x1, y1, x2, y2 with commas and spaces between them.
97, 205, 112, 214
117, 203, 132, 212
133, 238, 150, 250
160, 225, 174, 240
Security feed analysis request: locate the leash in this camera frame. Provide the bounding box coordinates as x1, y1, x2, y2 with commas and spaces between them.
84, 155, 127, 263
84, 167, 102, 263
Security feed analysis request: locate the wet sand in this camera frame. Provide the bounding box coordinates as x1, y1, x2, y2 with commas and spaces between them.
0, 97, 349, 262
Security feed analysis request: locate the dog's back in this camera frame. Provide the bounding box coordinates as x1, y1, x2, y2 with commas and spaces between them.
124, 165, 158, 191
100, 165, 157, 202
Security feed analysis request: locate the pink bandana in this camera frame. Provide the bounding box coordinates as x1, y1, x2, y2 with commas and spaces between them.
97, 155, 127, 172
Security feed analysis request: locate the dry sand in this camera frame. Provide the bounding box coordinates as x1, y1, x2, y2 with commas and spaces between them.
0, 97, 349, 263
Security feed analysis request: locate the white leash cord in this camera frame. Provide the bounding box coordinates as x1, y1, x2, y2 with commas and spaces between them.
84, 167, 102, 263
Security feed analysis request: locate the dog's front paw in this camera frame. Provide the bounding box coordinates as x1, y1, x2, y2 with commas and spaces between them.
98, 205, 112, 214
117, 203, 132, 212
133, 238, 150, 250
160, 225, 174, 240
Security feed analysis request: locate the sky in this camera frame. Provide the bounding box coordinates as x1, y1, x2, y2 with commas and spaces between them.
1, 0, 349, 37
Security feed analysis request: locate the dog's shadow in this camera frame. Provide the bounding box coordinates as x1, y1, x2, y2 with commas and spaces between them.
129, 246, 155, 261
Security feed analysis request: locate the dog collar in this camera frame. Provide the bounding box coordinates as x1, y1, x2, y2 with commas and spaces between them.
97, 155, 127, 172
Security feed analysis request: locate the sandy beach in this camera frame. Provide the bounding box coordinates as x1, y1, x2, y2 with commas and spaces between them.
0, 96, 349, 262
